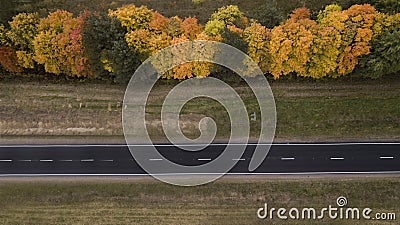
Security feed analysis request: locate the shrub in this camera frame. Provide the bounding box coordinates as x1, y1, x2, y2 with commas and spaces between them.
337, 0, 400, 14
308, 26, 341, 78
221, 26, 247, 53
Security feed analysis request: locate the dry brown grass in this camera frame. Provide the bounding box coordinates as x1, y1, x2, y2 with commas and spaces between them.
0, 177, 399, 224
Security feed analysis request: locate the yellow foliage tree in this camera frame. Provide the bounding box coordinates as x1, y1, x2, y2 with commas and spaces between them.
33, 10, 91, 77
318, 4, 378, 76
108, 5, 152, 31
7, 13, 39, 69
243, 22, 271, 74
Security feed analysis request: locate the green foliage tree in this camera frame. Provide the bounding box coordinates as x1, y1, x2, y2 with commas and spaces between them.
355, 30, 400, 78
250, 0, 285, 28
354, 12, 400, 78
82, 12, 141, 83
375, 0, 400, 14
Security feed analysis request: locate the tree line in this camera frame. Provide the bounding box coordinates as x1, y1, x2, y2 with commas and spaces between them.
0, 4, 399, 82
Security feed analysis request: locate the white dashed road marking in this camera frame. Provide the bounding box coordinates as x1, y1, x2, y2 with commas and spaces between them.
380, 156, 394, 159
330, 157, 344, 160
281, 157, 295, 161
81, 159, 94, 162
198, 158, 212, 161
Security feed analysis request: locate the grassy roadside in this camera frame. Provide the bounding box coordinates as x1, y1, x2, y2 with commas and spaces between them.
0, 75, 399, 143
0, 177, 398, 224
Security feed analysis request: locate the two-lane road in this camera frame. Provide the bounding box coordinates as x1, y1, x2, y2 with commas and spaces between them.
0, 143, 399, 176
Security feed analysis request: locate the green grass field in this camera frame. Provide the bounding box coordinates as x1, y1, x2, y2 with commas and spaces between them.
1, 75, 399, 143
0, 177, 398, 224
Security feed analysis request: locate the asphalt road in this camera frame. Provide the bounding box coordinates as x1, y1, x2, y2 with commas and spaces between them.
0, 143, 399, 175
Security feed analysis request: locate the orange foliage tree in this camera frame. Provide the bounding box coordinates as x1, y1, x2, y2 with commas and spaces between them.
269, 8, 318, 78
